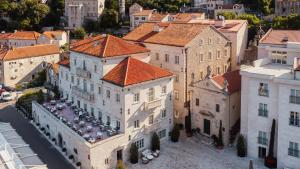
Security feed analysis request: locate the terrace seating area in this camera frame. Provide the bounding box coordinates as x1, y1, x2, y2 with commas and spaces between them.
141, 149, 160, 164
41, 98, 120, 144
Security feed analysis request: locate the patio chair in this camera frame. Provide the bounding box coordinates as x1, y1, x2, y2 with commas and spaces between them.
142, 157, 149, 164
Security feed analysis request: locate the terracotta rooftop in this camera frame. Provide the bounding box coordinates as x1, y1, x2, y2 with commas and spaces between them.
102, 57, 173, 87
0, 44, 59, 61
132, 10, 153, 16
188, 19, 247, 33
71, 35, 150, 58
259, 29, 300, 45
149, 13, 168, 21
211, 70, 241, 94
58, 59, 70, 68
7, 31, 41, 40
144, 23, 210, 46
0, 33, 12, 40
172, 13, 205, 23
42, 31, 65, 40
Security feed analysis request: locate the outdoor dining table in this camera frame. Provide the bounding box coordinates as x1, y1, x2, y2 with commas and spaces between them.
86, 125, 93, 132
83, 134, 90, 140
96, 131, 103, 139
79, 121, 85, 127
74, 117, 79, 123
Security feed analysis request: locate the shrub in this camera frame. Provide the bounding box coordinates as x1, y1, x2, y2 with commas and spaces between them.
151, 132, 160, 151
237, 135, 246, 157
129, 143, 138, 164
69, 155, 74, 159
37, 89, 44, 104
171, 124, 180, 142
62, 148, 66, 152
76, 162, 81, 166
116, 160, 126, 169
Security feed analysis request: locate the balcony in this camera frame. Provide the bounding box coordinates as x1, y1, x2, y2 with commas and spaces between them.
258, 109, 268, 117
144, 122, 160, 134
144, 99, 161, 111
257, 137, 268, 145
288, 148, 299, 157
289, 118, 300, 127
258, 89, 269, 97
72, 86, 94, 102
76, 67, 91, 79
289, 96, 300, 104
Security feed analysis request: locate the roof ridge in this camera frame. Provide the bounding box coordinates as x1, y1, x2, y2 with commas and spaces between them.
124, 57, 130, 85
102, 35, 110, 57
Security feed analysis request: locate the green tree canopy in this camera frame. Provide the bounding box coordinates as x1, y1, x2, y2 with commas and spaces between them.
73, 27, 87, 39
217, 12, 237, 19
272, 14, 300, 29
43, 0, 64, 27
100, 9, 119, 29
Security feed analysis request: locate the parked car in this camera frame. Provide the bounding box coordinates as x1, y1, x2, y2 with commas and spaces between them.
1, 91, 13, 101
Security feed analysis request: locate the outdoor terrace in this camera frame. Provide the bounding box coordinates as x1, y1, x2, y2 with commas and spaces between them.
39, 99, 120, 144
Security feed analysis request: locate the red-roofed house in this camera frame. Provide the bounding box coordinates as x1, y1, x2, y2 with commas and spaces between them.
41, 34, 174, 169
37, 31, 68, 47
191, 70, 241, 145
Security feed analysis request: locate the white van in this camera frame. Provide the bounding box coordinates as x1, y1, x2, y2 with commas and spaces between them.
1, 92, 13, 101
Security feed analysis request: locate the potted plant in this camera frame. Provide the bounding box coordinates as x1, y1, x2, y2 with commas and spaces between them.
237, 134, 246, 157
62, 148, 67, 152
76, 162, 81, 167
69, 155, 74, 160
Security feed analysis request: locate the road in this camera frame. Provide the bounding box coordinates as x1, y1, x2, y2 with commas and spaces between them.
0, 103, 75, 169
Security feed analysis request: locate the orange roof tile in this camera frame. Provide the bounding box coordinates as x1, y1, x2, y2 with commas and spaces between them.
144, 23, 210, 46
260, 29, 300, 45
149, 13, 168, 21
0, 44, 59, 61
188, 19, 247, 33
58, 59, 70, 68
211, 70, 241, 94
102, 57, 173, 87
8, 31, 41, 40
71, 35, 149, 58
132, 10, 153, 16
123, 23, 158, 42
172, 13, 205, 23
0, 33, 12, 40
43, 31, 65, 40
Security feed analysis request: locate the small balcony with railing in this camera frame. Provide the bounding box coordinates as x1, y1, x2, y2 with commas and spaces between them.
289, 118, 300, 127
72, 86, 94, 102
76, 67, 91, 79
144, 99, 161, 111
258, 88, 269, 97
257, 137, 268, 145
289, 96, 300, 104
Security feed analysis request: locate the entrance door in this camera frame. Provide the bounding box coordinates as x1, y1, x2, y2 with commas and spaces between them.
117, 149, 123, 161
258, 146, 266, 158
203, 119, 211, 135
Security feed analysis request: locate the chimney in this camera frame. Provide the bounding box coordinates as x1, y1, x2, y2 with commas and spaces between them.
282, 34, 289, 42
215, 15, 225, 27
14, 30, 17, 33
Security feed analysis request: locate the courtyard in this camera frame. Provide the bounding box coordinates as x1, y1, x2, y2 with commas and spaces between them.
128, 133, 268, 169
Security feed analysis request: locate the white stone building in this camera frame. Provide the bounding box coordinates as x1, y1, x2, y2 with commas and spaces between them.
240, 29, 300, 169
37, 31, 68, 48
64, 0, 105, 28
0, 122, 48, 169
32, 35, 174, 169
0, 44, 60, 87
191, 70, 241, 146
0, 31, 40, 48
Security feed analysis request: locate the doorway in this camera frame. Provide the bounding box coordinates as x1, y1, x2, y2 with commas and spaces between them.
258, 146, 266, 158
203, 119, 211, 135
117, 149, 123, 161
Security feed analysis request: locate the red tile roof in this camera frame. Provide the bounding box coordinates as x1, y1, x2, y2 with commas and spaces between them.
7, 31, 40, 40
0, 33, 12, 40
70, 35, 150, 58
211, 70, 241, 94
102, 57, 173, 87
260, 29, 300, 45
132, 10, 153, 16
58, 59, 70, 68
43, 31, 65, 40
0, 44, 59, 61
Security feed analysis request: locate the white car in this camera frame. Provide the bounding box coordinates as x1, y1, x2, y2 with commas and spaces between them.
1, 92, 12, 101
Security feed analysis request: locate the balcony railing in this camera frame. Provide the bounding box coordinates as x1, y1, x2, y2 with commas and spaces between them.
258, 109, 268, 117
76, 67, 91, 79
288, 148, 299, 157
144, 122, 160, 134
72, 86, 94, 102
258, 89, 269, 97
144, 99, 161, 110
289, 118, 300, 127
257, 137, 268, 145
289, 96, 300, 104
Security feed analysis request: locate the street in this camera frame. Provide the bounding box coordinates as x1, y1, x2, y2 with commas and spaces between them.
0, 102, 75, 169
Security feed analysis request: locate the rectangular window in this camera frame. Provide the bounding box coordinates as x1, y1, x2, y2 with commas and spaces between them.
224, 49, 228, 57
90, 83, 94, 92
175, 75, 179, 82
290, 89, 300, 104
94, 65, 97, 72
71, 76, 74, 83
258, 147, 266, 158
288, 141, 299, 157
217, 50, 221, 59
165, 54, 169, 62
258, 83, 269, 97
271, 51, 287, 64
208, 52, 212, 60
106, 116, 111, 125
162, 86, 167, 94
196, 98, 199, 106
216, 104, 220, 112
199, 39, 203, 45
116, 93, 120, 102
200, 71, 203, 79
158, 129, 166, 139
175, 56, 179, 64
155, 53, 159, 60
148, 88, 155, 102
216, 67, 221, 75
175, 110, 179, 118
149, 115, 154, 125
98, 86, 102, 94
258, 103, 268, 117
290, 111, 300, 127
258, 131, 268, 145
134, 120, 140, 128
106, 90, 110, 98
174, 91, 179, 100
135, 138, 144, 149
134, 93, 140, 103
199, 54, 204, 63
161, 109, 167, 118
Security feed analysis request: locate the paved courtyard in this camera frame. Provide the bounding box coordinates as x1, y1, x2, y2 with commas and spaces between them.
128, 133, 268, 169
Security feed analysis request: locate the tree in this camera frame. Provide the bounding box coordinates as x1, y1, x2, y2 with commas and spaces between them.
249, 160, 253, 169
83, 19, 98, 33
43, 0, 64, 27
217, 120, 224, 148
272, 14, 300, 29
264, 119, 277, 168
217, 12, 237, 19
116, 160, 126, 169
237, 14, 261, 41
37, 89, 44, 104
73, 27, 86, 39
52, 85, 60, 99
129, 143, 138, 164
171, 124, 180, 142
151, 132, 160, 151
236, 134, 246, 157
100, 9, 119, 29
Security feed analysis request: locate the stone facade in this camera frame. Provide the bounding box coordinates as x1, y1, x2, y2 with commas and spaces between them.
275, 0, 300, 16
